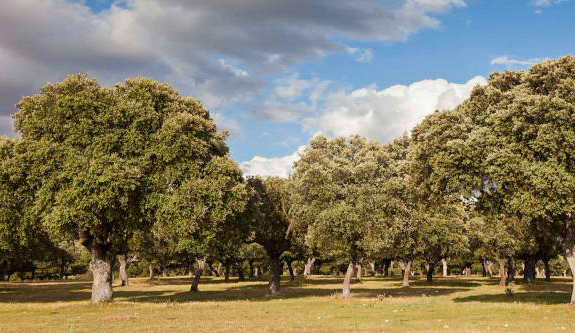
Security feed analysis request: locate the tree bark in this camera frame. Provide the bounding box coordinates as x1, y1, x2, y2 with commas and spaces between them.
565, 241, 575, 304
224, 262, 231, 282
442, 259, 448, 277
248, 260, 255, 279
236, 262, 245, 281
342, 261, 355, 297
268, 255, 282, 295
507, 256, 515, 286
117, 254, 129, 287
426, 262, 436, 284
190, 257, 205, 292
355, 260, 362, 281
543, 257, 551, 282
286, 259, 295, 281
89, 243, 113, 303
498, 258, 506, 286
304, 257, 315, 277
389, 260, 394, 276
148, 263, 154, 280
523, 256, 537, 283
369, 261, 376, 276
402, 261, 412, 287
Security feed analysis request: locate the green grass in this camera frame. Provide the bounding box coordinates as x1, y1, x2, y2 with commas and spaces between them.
1, 275, 575, 332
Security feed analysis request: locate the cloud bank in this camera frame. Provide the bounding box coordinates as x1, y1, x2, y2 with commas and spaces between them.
243, 75, 487, 177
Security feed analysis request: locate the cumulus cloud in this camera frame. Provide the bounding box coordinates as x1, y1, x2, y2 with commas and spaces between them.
243, 74, 486, 177
0, 0, 466, 134
490, 56, 547, 66
240, 145, 306, 178
303, 76, 488, 143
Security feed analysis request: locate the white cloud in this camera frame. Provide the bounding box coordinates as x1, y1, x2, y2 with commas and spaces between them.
0, 0, 467, 136
240, 145, 306, 178
303, 76, 487, 143
532, 0, 568, 7
274, 74, 314, 100
346, 47, 374, 63
490, 56, 547, 66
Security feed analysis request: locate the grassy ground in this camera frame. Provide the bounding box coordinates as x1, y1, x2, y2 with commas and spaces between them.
1, 275, 575, 332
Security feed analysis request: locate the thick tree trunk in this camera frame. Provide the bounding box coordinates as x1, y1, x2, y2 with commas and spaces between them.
481, 259, 487, 277
389, 260, 394, 276
427, 262, 436, 284
286, 260, 295, 281
369, 261, 376, 276
355, 261, 362, 281
498, 258, 506, 286
442, 259, 448, 277
507, 257, 515, 286
190, 257, 205, 292
565, 242, 575, 305
148, 263, 154, 280
402, 261, 412, 287
342, 261, 355, 297
268, 255, 282, 295
543, 258, 551, 282
117, 254, 129, 287
523, 256, 537, 283
89, 243, 113, 303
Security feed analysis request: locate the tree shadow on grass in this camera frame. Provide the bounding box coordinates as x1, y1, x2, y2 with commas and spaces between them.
453, 291, 570, 305
0, 276, 468, 304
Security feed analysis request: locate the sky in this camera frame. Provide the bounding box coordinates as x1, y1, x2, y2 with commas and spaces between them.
1, 0, 574, 177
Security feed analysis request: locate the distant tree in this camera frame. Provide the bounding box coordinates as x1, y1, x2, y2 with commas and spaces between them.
292, 136, 398, 296
248, 177, 294, 295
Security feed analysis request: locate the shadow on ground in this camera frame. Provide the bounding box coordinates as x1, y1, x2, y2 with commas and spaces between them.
0, 276, 474, 304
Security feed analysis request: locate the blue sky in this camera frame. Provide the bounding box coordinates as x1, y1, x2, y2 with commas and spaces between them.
1, 0, 574, 176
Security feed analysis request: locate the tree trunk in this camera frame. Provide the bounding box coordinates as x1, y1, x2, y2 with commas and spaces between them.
148, 263, 154, 280
543, 257, 551, 282
304, 257, 316, 277
565, 242, 575, 304
486, 261, 493, 277
426, 262, 436, 284
389, 260, 394, 276
268, 255, 282, 295
89, 243, 113, 303
355, 261, 362, 281
507, 256, 515, 286
254, 266, 260, 278
498, 258, 506, 286
523, 256, 537, 283
402, 261, 411, 287
342, 261, 355, 297
442, 259, 448, 277
286, 259, 295, 281
224, 262, 231, 282
190, 257, 205, 292
481, 259, 487, 277
117, 254, 129, 287
236, 262, 245, 281
248, 260, 255, 279
369, 261, 376, 276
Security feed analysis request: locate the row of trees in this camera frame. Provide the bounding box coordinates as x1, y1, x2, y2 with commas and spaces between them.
2, 57, 575, 304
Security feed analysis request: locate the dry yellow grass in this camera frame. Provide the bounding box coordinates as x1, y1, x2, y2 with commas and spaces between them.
1, 275, 575, 332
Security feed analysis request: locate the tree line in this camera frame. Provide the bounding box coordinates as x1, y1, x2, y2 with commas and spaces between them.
1, 57, 575, 304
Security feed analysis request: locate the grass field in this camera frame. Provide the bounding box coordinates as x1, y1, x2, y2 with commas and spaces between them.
1, 275, 575, 332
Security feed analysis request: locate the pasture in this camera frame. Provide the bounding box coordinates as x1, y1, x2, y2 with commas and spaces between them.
1, 275, 574, 332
